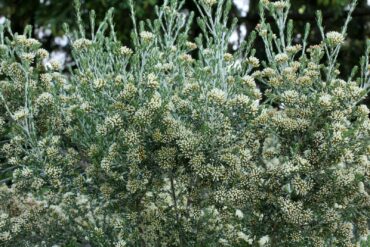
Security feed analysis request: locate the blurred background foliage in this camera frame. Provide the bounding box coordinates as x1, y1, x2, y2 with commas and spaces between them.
0, 0, 369, 78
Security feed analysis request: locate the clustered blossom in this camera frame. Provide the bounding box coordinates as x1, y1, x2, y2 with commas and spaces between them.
202, 0, 218, 7
274, 53, 289, 63
140, 31, 155, 43
0, 117, 4, 133
36, 48, 49, 59
119, 46, 133, 56
247, 56, 260, 68
0, 0, 369, 246
326, 31, 345, 46
72, 38, 93, 50
13, 108, 28, 121
272, 1, 288, 10
36, 92, 53, 106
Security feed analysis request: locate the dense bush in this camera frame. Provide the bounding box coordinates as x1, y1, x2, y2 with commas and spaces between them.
0, 0, 369, 246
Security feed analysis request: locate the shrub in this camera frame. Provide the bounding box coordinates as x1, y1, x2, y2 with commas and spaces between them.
0, 0, 369, 246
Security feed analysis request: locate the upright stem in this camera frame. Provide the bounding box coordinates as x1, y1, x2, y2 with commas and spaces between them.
170, 174, 183, 246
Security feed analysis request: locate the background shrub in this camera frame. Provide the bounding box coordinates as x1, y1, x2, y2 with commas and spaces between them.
0, 0, 369, 246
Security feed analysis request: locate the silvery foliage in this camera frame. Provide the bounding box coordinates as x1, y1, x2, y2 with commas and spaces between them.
0, 0, 369, 246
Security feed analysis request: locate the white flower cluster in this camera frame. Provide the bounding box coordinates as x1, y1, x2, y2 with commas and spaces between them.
272, 1, 288, 10
36, 92, 53, 106
140, 31, 155, 43
326, 31, 345, 46
202, 0, 218, 7
274, 53, 289, 63
247, 56, 260, 68
72, 38, 93, 50
0, 117, 4, 133
119, 46, 133, 57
